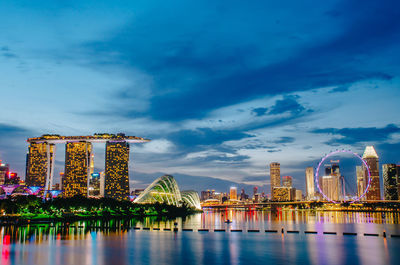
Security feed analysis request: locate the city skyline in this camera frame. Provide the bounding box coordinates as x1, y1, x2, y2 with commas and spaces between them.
1, 0, 400, 194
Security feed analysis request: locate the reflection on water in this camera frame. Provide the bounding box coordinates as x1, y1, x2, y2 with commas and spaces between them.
1, 210, 400, 265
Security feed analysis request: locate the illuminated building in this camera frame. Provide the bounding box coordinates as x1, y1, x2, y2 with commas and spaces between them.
64, 141, 92, 197
59, 172, 64, 190
321, 175, 339, 201
305, 167, 315, 200
356, 166, 366, 199
363, 146, 381, 200
270, 162, 280, 200
272, 187, 290, 201
282, 176, 292, 187
27, 133, 149, 197
5, 172, 20, 185
26, 142, 55, 188
89, 173, 100, 197
99, 171, 105, 197
382, 164, 398, 200
134, 175, 201, 210
295, 189, 303, 201
0, 163, 9, 185
230, 187, 237, 201
105, 141, 130, 200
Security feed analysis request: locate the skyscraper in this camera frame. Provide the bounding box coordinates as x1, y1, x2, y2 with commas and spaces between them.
270, 162, 280, 200
363, 146, 381, 200
64, 141, 92, 197
282, 176, 293, 187
229, 187, 237, 201
26, 142, 55, 187
305, 167, 315, 200
382, 164, 398, 200
0, 162, 9, 185
105, 141, 130, 200
356, 166, 366, 199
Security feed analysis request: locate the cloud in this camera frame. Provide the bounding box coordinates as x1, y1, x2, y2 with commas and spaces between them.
269, 95, 306, 115
311, 124, 400, 145
168, 127, 254, 150
252, 107, 268, 117
78, 0, 399, 122
329, 85, 349, 93
271, 136, 295, 144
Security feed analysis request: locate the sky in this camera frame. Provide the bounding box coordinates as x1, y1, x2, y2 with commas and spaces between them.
0, 0, 400, 194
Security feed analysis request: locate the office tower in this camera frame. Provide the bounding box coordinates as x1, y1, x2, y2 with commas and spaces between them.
305, 167, 315, 200
64, 141, 92, 197
59, 172, 64, 190
5, 172, 19, 185
89, 153, 94, 176
382, 164, 398, 200
270, 162, 280, 200
229, 187, 237, 201
272, 187, 290, 201
253, 186, 258, 197
89, 173, 100, 196
290, 187, 296, 201
356, 166, 366, 198
295, 189, 303, 201
99, 171, 105, 197
105, 141, 130, 200
26, 142, 55, 187
397, 165, 400, 199
363, 146, 381, 200
320, 163, 340, 201
282, 176, 293, 187
0, 162, 9, 185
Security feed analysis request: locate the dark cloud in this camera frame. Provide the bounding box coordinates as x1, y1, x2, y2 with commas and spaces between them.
80, 0, 399, 121
0, 123, 28, 136
269, 95, 305, 115
167, 127, 254, 150
252, 107, 268, 117
271, 136, 295, 144
311, 124, 400, 145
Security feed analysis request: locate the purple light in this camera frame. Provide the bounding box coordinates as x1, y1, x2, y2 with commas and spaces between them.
0, 184, 20, 196
315, 149, 371, 204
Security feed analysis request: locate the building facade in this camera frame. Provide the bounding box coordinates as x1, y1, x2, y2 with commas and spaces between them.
382, 164, 398, 200
26, 142, 55, 187
229, 187, 237, 201
64, 141, 92, 197
363, 146, 381, 200
272, 187, 290, 201
282, 176, 293, 187
104, 141, 130, 200
270, 162, 280, 200
305, 167, 315, 200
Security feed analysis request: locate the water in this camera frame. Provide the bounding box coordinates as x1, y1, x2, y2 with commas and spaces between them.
1, 209, 400, 265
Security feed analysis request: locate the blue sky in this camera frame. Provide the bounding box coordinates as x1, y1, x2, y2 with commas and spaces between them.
0, 0, 399, 194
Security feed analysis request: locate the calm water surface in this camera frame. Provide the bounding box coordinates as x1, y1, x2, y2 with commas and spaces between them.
1, 210, 400, 265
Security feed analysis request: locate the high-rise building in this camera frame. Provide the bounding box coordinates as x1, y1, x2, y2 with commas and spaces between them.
59, 172, 64, 190
356, 166, 366, 199
282, 176, 293, 187
382, 164, 398, 201
105, 141, 130, 200
0, 162, 9, 185
229, 187, 237, 201
89, 173, 101, 197
272, 187, 290, 201
26, 142, 55, 187
270, 162, 280, 200
295, 189, 303, 201
363, 146, 381, 200
64, 141, 92, 197
99, 171, 105, 197
305, 167, 315, 200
